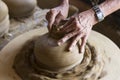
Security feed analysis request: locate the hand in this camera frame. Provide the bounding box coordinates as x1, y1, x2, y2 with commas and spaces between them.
57, 9, 95, 53
46, 4, 69, 32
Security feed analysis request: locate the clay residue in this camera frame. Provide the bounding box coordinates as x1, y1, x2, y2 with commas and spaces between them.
0, 7, 48, 50
13, 39, 106, 80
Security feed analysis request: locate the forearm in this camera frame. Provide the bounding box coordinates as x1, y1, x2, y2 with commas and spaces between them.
61, 0, 69, 5
87, 0, 120, 26
100, 0, 120, 17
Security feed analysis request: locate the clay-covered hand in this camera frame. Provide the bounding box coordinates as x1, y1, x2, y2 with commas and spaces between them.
46, 3, 69, 32
57, 9, 95, 53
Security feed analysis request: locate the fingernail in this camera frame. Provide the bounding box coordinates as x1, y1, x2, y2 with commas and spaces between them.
81, 49, 84, 53
69, 47, 72, 51
58, 42, 61, 46
57, 39, 64, 46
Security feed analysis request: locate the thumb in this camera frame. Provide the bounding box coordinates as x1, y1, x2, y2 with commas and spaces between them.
80, 36, 88, 53
53, 12, 65, 26
46, 10, 58, 31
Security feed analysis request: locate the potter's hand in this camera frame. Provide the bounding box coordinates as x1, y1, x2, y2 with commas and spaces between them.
57, 9, 96, 53
46, 3, 69, 32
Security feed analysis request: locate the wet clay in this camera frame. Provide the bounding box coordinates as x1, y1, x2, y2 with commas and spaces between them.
13, 39, 105, 80
34, 33, 83, 72
1, 27, 120, 80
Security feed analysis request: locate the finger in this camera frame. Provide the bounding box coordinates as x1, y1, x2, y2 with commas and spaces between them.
79, 35, 88, 53
61, 17, 75, 30
57, 30, 80, 46
59, 18, 79, 33
53, 12, 65, 26
77, 40, 81, 53
46, 10, 58, 31
69, 33, 83, 51
57, 22, 76, 35
46, 11, 53, 31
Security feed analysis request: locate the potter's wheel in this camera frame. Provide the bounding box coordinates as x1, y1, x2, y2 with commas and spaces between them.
0, 27, 120, 80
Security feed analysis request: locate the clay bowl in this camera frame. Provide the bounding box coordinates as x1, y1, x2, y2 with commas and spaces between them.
0, 15, 10, 37
34, 33, 83, 72
0, 0, 8, 22
3, 0, 37, 18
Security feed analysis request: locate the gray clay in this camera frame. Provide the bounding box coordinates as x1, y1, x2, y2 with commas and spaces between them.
3, 0, 37, 17
0, 0, 9, 37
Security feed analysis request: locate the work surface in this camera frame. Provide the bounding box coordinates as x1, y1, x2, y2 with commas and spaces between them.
0, 7, 120, 50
